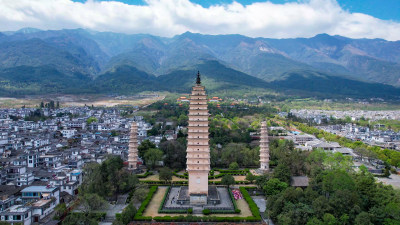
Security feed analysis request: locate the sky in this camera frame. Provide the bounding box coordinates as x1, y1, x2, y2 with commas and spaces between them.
1, 0, 399, 40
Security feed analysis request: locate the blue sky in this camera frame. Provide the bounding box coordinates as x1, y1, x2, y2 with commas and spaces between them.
2, 0, 400, 40
72, 0, 400, 22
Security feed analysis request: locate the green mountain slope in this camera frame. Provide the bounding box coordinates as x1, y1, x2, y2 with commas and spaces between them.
271, 70, 400, 99
0, 66, 92, 96
93, 65, 158, 94
0, 39, 95, 77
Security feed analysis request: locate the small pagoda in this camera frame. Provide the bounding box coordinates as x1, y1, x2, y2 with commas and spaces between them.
259, 121, 269, 173
128, 121, 138, 170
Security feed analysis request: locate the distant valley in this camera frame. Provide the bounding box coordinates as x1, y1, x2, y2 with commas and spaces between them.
0, 28, 399, 99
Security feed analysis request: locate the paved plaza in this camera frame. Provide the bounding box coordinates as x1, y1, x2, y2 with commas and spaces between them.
164, 186, 234, 210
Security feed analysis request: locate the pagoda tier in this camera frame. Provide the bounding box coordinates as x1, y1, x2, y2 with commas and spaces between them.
259, 121, 269, 173
187, 72, 210, 198
128, 122, 138, 170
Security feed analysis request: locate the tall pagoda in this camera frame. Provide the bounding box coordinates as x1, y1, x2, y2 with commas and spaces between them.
128, 122, 138, 170
186, 71, 210, 205
259, 121, 269, 172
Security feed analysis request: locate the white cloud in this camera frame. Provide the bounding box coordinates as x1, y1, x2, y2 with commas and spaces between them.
0, 0, 399, 40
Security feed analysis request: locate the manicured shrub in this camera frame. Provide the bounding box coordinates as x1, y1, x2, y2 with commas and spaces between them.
240, 187, 261, 221
187, 208, 193, 214
134, 186, 157, 221
202, 209, 211, 215
136, 171, 153, 178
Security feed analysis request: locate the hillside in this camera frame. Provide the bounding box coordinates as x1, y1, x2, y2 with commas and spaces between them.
0, 28, 400, 99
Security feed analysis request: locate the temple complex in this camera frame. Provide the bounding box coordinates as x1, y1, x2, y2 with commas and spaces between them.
259, 121, 269, 173
186, 71, 211, 205
128, 122, 138, 170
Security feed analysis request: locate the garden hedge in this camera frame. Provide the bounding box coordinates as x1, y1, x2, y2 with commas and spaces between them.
136, 171, 153, 178
133, 186, 261, 222
133, 186, 157, 221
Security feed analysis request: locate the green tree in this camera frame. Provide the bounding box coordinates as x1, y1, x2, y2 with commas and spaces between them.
81, 193, 107, 213
63, 213, 98, 225
160, 140, 186, 169
86, 117, 98, 125
229, 162, 239, 170
111, 130, 119, 137
159, 167, 173, 184
322, 213, 338, 225
53, 203, 67, 220
354, 212, 372, 225
131, 186, 149, 202
245, 173, 256, 184
273, 163, 291, 184
221, 174, 235, 189
306, 217, 323, 225
119, 202, 137, 225
144, 148, 163, 169
138, 140, 156, 158
263, 178, 288, 196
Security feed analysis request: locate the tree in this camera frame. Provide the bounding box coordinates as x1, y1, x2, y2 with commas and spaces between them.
221, 174, 235, 189
160, 140, 186, 169
81, 193, 107, 213
40, 101, 44, 108
79, 156, 137, 200
131, 186, 149, 202
138, 140, 156, 158
86, 117, 98, 125
273, 164, 291, 184
263, 178, 288, 196
53, 203, 67, 220
119, 202, 137, 225
159, 167, 173, 184
229, 162, 239, 170
245, 172, 256, 184
322, 213, 338, 225
111, 130, 119, 137
63, 213, 97, 225
354, 147, 368, 161
144, 148, 163, 169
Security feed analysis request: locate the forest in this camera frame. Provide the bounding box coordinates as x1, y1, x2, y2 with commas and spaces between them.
263, 139, 400, 225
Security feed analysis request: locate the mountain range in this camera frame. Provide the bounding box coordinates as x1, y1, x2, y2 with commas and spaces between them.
0, 28, 399, 99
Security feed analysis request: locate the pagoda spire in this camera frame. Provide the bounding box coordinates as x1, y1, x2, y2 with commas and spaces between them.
196, 71, 201, 85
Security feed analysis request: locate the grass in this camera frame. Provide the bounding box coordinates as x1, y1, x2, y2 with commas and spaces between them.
209, 175, 247, 181
139, 174, 187, 181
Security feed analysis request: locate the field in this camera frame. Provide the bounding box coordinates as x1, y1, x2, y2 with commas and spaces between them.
0, 93, 165, 108
277, 98, 400, 111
